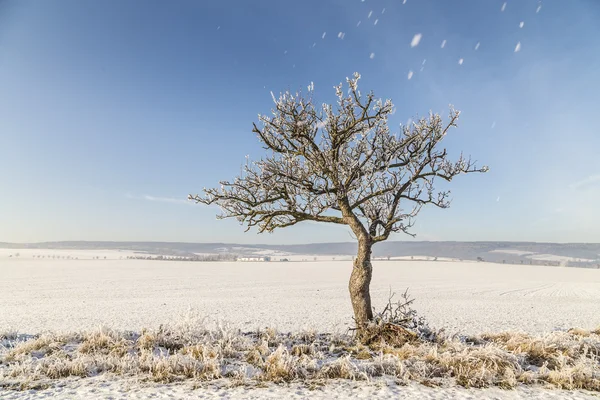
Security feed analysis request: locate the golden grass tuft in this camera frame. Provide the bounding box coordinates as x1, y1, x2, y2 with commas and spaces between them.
568, 327, 591, 337
261, 345, 302, 382
78, 329, 130, 357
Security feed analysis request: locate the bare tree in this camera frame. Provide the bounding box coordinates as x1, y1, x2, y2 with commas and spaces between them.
189, 73, 487, 333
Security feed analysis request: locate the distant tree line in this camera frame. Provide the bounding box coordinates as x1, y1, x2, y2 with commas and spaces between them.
125, 254, 237, 262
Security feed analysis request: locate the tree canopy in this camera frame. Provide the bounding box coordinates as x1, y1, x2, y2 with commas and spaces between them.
189, 73, 488, 243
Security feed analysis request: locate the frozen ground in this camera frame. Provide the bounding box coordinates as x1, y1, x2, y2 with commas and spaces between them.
1, 252, 600, 399
2, 378, 598, 400
1, 255, 599, 335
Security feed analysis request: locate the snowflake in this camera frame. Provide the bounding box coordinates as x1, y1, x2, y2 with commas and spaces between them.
357, 20, 361, 27
368, 10, 372, 18
519, 21, 525, 28
514, 42, 521, 52
370, 53, 375, 59
501, 2, 507, 11
407, 70, 413, 80
374, 19, 378, 25
411, 33, 422, 48
338, 32, 345, 39
458, 58, 464, 65
441, 39, 447, 48
475, 42, 480, 51
536, 4, 542, 13
322, 32, 326, 39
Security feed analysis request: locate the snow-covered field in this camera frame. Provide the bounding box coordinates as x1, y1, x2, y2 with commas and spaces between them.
1, 255, 598, 335
1, 252, 599, 399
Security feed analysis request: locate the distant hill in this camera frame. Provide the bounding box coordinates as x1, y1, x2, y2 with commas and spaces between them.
1, 240, 599, 267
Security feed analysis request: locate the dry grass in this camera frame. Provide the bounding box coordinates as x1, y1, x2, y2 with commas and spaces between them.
1, 313, 600, 392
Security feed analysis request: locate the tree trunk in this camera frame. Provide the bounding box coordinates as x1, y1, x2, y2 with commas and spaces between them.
349, 238, 373, 331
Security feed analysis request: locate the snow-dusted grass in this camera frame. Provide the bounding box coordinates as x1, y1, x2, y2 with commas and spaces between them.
2, 313, 600, 392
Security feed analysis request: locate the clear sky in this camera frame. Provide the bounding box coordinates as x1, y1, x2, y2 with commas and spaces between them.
1, 0, 599, 244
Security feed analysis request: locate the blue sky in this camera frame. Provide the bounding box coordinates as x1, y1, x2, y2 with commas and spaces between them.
1, 0, 599, 244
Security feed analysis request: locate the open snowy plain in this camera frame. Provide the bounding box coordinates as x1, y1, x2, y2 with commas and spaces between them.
1, 250, 599, 399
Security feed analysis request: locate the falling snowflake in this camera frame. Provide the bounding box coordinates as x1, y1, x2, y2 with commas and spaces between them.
514, 42, 521, 52
322, 32, 326, 39
374, 19, 378, 25
368, 10, 373, 18
403, 0, 407, 4
338, 32, 345, 39
496, 196, 500, 202
382, 8, 386, 14
501, 2, 507, 11
217, 26, 221, 30
475, 42, 480, 50
411, 33, 422, 47
441, 39, 447, 48
458, 58, 464, 65
312, 42, 316, 47
491, 121, 496, 128
519, 21, 525, 28
284, 50, 287, 54
370, 53, 375, 59
357, 20, 361, 27
536, 4, 542, 13
422, 59, 426, 65
407, 70, 413, 80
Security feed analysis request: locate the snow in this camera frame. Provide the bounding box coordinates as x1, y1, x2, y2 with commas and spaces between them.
501, 2, 507, 12
525, 254, 597, 263
2, 254, 600, 398
2, 378, 597, 400
338, 32, 345, 39
440, 39, 446, 48
369, 52, 375, 59
357, 20, 361, 27
368, 10, 372, 18
458, 58, 464, 65
474, 42, 480, 50
322, 31, 326, 39
1, 256, 599, 336
407, 70, 413, 80
374, 19, 378, 25
410, 33, 422, 48
490, 249, 536, 256
537, 4, 542, 13
520, 21, 525, 28
515, 41, 521, 52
